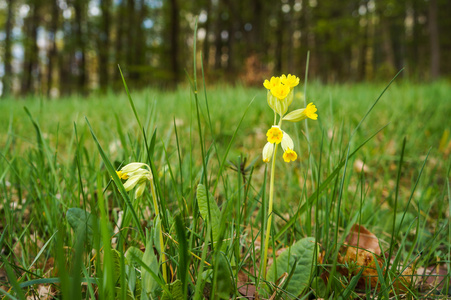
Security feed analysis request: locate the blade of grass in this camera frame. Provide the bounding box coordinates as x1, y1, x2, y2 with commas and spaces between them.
1, 254, 26, 300
118, 65, 142, 129
385, 137, 406, 282
85, 117, 144, 239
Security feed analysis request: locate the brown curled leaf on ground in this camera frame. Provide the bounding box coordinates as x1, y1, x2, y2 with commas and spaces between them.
337, 224, 418, 293
237, 269, 257, 299
337, 224, 383, 290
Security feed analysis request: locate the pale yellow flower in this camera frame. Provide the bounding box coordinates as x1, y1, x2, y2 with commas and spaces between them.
281, 131, 294, 152
262, 142, 274, 163
117, 162, 153, 198
282, 103, 318, 122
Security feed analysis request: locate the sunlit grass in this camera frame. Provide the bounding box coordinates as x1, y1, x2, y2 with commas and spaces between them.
0, 78, 450, 299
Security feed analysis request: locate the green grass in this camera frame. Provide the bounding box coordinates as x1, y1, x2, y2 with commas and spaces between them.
0, 78, 450, 299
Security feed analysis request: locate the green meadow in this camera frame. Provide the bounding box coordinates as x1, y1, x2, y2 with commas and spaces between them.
1, 78, 450, 299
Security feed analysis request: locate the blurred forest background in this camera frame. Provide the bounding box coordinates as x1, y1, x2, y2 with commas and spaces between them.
0, 0, 450, 97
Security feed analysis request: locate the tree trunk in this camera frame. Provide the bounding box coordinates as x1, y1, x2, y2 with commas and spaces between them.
134, 0, 146, 83
74, 0, 87, 93
2, 0, 14, 97
428, 0, 440, 79
274, 3, 283, 74
47, 0, 59, 97
21, 0, 40, 95
98, 0, 111, 90
202, 0, 212, 66
169, 0, 180, 83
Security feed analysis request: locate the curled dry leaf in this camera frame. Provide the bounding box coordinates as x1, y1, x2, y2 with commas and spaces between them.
338, 224, 414, 291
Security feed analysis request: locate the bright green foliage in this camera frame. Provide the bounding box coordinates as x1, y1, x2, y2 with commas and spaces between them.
141, 236, 161, 299
66, 208, 98, 243
197, 184, 221, 245
267, 237, 317, 298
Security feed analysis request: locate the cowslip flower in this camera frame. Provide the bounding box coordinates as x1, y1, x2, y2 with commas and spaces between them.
280, 74, 300, 89
282, 103, 318, 122
266, 126, 283, 144
262, 142, 275, 163
260, 73, 317, 280
282, 148, 297, 162
116, 163, 153, 198
281, 131, 298, 163
270, 84, 290, 100
263, 76, 281, 90
265, 75, 296, 116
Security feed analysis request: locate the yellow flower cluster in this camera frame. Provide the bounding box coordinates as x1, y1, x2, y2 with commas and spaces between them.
116, 162, 153, 198
262, 74, 318, 163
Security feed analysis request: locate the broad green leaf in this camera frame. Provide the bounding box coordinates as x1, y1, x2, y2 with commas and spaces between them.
215, 252, 234, 299
197, 184, 221, 244
267, 237, 316, 298
125, 246, 144, 267
66, 208, 97, 241
141, 237, 160, 299
161, 280, 184, 300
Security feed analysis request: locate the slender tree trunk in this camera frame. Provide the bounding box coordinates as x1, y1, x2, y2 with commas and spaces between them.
169, 0, 180, 83
115, 0, 126, 87
21, 0, 40, 95
135, 0, 146, 83
428, 0, 440, 79
126, 0, 137, 79
202, 0, 212, 66
98, 0, 111, 90
358, 3, 369, 80
2, 0, 14, 97
47, 0, 59, 97
274, 3, 283, 74
74, 0, 87, 93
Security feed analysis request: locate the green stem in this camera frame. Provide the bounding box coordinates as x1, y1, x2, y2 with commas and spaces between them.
150, 180, 167, 283
262, 144, 278, 280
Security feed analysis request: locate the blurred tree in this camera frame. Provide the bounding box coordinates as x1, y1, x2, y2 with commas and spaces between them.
46, 0, 60, 97
73, 0, 88, 93
2, 0, 450, 97
98, 0, 111, 91
21, 0, 41, 95
169, 0, 180, 83
428, 0, 440, 79
2, 0, 14, 97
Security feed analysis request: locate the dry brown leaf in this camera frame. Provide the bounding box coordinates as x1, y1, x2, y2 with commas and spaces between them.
237, 270, 257, 299
339, 224, 414, 291
346, 224, 381, 255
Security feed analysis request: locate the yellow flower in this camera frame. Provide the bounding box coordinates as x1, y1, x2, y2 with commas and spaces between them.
304, 103, 318, 120
270, 84, 290, 100
263, 76, 280, 90
117, 162, 153, 198
280, 74, 300, 89
266, 126, 283, 144
283, 148, 298, 162
116, 170, 129, 180
262, 142, 274, 163
282, 102, 318, 122
281, 131, 294, 152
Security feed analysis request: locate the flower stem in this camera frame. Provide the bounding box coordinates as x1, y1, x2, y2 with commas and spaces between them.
262, 144, 278, 280
150, 180, 167, 283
